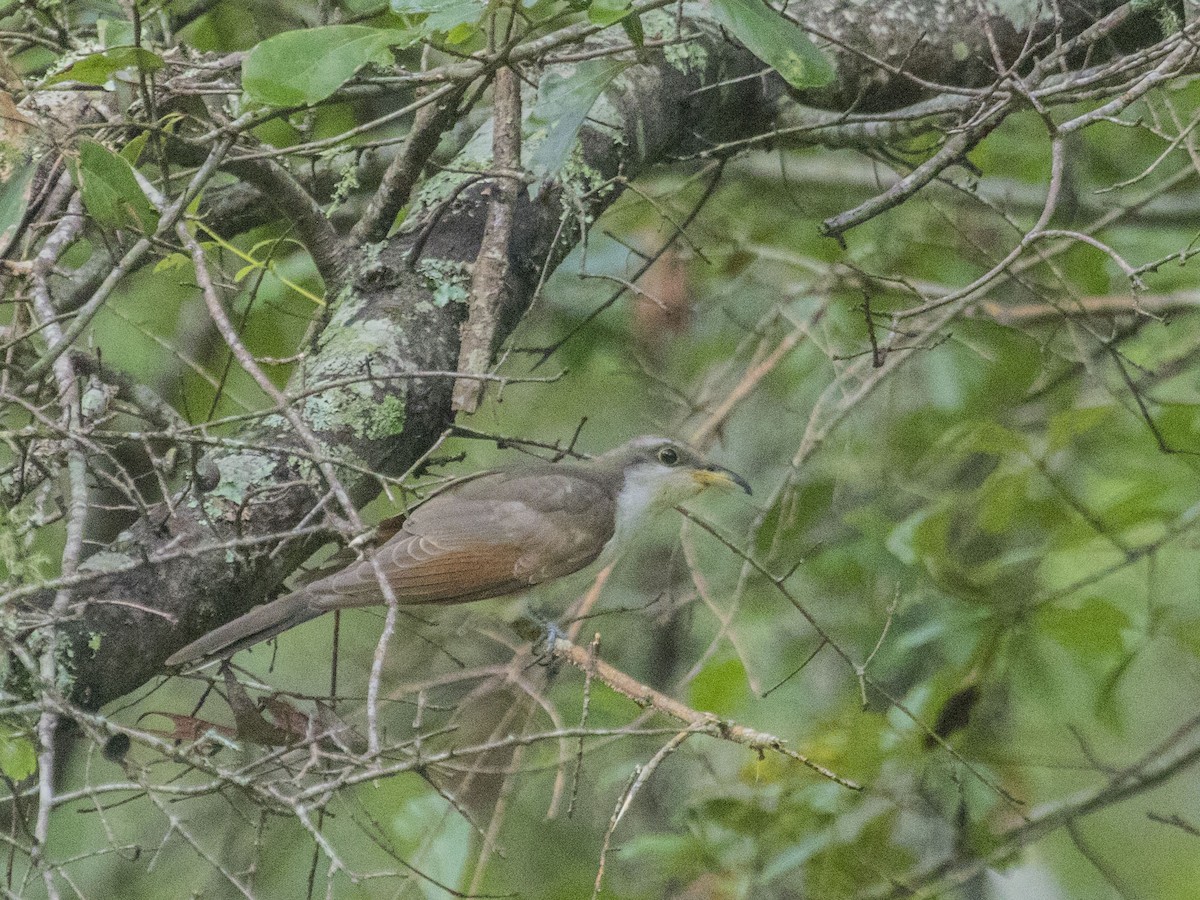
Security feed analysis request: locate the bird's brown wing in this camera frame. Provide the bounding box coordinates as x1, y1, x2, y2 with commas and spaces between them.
165, 468, 616, 664
307, 470, 616, 609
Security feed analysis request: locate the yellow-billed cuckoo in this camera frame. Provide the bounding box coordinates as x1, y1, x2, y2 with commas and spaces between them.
165, 436, 750, 666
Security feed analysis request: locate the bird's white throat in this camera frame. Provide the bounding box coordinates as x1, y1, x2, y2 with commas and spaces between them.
602, 462, 704, 562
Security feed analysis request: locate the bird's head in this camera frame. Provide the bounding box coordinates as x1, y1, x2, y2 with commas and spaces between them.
600, 436, 752, 517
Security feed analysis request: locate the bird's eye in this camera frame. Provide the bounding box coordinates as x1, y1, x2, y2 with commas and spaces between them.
657, 446, 679, 466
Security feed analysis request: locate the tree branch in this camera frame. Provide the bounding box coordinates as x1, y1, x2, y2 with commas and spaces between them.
453, 65, 522, 413
221, 157, 350, 289
349, 83, 466, 246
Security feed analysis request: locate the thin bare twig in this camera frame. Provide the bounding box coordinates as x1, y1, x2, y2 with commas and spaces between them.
547, 633, 860, 790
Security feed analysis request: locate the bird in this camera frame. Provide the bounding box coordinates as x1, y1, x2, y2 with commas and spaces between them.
165, 435, 751, 667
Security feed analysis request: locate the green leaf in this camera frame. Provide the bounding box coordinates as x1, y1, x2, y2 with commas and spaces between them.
0, 158, 36, 258
710, 0, 834, 89
242, 26, 416, 107
1095, 650, 1137, 730
391, 0, 485, 34
1038, 598, 1130, 661
529, 59, 630, 180
46, 46, 163, 86
886, 507, 944, 566
976, 470, 1029, 533
1048, 405, 1111, 452
588, 0, 632, 26
947, 420, 1029, 456
95, 16, 135, 48
0, 730, 35, 781
444, 21, 481, 45
154, 252, 192, 273
621, 13, 644, 46
119, 132, 149, 166
70, 140, 160, 233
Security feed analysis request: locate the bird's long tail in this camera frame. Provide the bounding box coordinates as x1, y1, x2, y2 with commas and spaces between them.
164, 591, 319, 667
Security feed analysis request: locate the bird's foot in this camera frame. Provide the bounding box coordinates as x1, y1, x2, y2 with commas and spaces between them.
514, 613, 565, 672
537, 620, 564, 657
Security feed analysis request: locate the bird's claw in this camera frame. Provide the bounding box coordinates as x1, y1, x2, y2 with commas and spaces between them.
537, 620, 564, 657
514, 613, 565, 671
